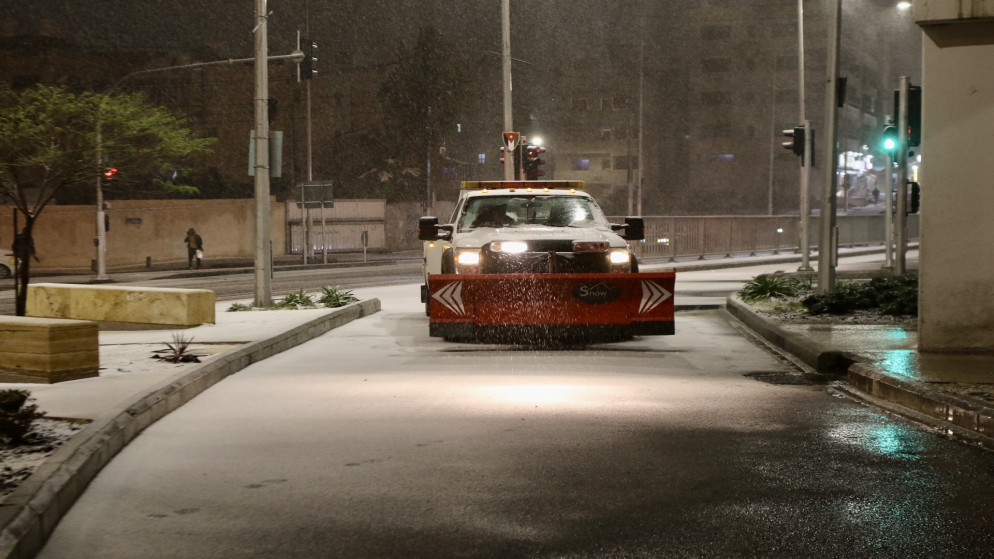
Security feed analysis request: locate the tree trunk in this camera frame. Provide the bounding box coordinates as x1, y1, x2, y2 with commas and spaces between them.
13, 216, 35, 317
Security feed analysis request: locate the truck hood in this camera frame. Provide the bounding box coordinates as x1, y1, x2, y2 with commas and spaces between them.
453, 226, 627, 249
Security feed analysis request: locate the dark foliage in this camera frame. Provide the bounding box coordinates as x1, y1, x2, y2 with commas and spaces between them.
738, 273, 806, 302
0, 390, 46, 446
802, 274, 918, 316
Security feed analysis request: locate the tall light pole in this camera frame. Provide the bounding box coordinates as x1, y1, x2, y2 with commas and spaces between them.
253, 0, 272, 306
817, 0, 841, 294
797, 0, 813, 272
94, 112, 110, 282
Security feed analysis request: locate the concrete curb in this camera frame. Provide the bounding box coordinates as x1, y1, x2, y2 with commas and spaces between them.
846, 363, 994, 450
726, 294, 994, 451
725, 295, 855, 374
0, 299, 381, 559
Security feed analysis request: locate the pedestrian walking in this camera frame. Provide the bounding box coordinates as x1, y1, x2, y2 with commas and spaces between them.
184, 227, 204, 269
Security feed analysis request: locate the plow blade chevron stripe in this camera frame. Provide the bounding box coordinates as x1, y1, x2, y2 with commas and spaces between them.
639, 280, 672, 314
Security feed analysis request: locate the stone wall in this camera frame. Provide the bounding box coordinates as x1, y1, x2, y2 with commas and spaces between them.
0, 199, 286, 271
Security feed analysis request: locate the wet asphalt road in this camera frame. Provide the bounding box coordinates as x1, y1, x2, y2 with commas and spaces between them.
35, 284, 994, 558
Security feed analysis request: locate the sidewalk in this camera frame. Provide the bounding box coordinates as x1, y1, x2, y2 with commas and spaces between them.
1, 299, 381, 559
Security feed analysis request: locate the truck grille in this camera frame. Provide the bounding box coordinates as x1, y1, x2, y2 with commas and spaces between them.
480, 243, 611, 274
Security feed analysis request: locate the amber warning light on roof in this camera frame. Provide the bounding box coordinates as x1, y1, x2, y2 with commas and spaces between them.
461, 180, 584, 191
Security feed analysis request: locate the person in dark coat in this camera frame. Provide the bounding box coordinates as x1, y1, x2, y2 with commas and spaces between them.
184, 227, 204, 269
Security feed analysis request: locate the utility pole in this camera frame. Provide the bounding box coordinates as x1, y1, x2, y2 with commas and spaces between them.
501, 0, 514, 181
818, 0, 841, 294
797, 0, 813, 272
253, 0, 272, 306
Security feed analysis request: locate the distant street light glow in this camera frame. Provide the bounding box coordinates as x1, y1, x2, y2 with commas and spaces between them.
897, 1, 911, 9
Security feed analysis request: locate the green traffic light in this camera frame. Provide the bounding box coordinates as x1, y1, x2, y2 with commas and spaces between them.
881, 124, 898, 154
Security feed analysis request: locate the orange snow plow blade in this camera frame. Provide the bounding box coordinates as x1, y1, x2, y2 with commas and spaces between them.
428, 272, 675, 341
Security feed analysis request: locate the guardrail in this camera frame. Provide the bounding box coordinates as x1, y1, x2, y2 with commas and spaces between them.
613, 214, 920, 261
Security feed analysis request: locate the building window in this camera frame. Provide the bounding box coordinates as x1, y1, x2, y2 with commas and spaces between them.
613, 97, 630, 110
700, 154, 735, 162
573, 158, 591, 171
573, 98, 588, 111
478, 153, 486, 165
613, 155, 639, 170
601, 128, 613, 140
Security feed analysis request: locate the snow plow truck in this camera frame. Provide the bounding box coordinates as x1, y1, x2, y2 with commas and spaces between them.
418, 180, 675, 342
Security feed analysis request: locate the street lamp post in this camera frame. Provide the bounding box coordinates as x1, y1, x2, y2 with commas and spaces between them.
94, 111, 110, 282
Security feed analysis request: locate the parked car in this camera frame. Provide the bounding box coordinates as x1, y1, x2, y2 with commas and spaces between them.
0, 250, 13, 279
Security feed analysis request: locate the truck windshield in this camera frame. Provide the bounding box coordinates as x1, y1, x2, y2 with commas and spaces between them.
459, 195, 608, 230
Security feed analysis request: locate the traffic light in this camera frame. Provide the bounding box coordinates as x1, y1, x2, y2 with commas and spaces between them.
907, 85, 921, 147
300, 38, 317, 80
524, 144, 546, 180
908, 181, 920, 214
881, 124, 898, 158
782, 126, 804, 157
893, 85, 922, 147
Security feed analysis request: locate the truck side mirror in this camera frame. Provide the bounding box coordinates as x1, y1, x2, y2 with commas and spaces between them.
612, 217, 645, 241
418, 217, 440, 241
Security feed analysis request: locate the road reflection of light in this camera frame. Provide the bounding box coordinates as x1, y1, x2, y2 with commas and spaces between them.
883, 327, 910, 341
828, 423, 920, 460
485, 384, 576, 405
876, 349, 918, 380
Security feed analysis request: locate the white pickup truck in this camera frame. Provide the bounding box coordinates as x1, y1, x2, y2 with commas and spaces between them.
416, 181, 674, 342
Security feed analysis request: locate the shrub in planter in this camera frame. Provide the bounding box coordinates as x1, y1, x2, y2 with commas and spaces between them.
739, 273, 806, 302
0, 389, 46, 446
868, 274, 918, 316
803, 275, 918, 316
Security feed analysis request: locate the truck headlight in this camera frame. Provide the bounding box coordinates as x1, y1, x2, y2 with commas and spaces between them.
490, 241, 528, 253
456, 250, 481, 274
609, 249, 632, 272
609, 249, 630, 264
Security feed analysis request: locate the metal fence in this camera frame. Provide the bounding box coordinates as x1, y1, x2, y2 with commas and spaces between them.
615, 214, 920, 261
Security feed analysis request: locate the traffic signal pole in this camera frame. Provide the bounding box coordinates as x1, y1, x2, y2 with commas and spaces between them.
895, 76, 910, 275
